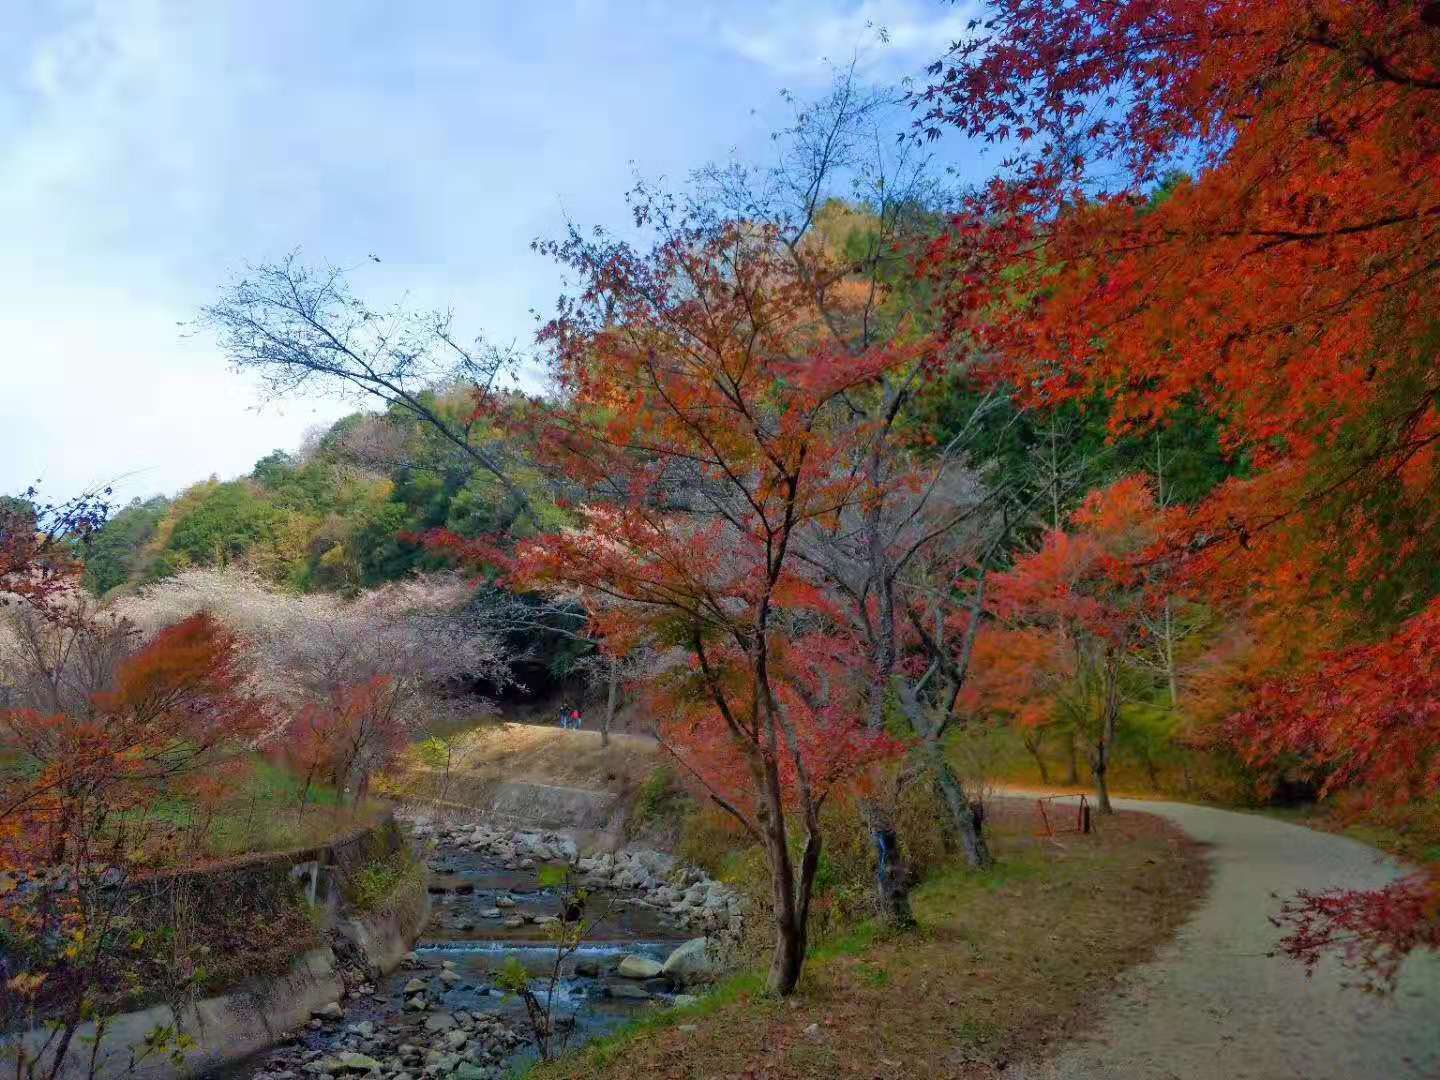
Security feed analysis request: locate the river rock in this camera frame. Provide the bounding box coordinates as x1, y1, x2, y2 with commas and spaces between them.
327, 1053, 381, 1074
494, 896, 515, 908
442, 1028, 469, 1050
502, 915, 525, 929
661, 938, 719, 985
605, 982, 651, 999
439, 968, 464, 986
312, 1002, 344, 1022
616, 955, 663, 979
424, 1012, 458, 1033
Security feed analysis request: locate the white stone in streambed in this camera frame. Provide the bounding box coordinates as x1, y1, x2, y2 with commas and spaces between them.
616, 955, 664, 979
403, 978, 427, 994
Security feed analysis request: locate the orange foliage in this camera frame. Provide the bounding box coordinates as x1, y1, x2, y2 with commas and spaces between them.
0, 613, 266, 873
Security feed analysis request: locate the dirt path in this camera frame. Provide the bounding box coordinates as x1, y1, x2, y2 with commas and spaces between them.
1016, 795, 1440, 1079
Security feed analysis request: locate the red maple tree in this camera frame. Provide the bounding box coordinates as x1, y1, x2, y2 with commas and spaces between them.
920, 0, 1440, 982
985, 476, 1161, 812
457, 180, 912, 994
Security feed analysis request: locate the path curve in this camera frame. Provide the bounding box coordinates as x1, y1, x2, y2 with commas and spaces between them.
1012, 795, 1440, 1080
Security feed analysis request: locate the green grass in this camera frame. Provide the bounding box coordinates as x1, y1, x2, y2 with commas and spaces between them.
113, 756, 385, 864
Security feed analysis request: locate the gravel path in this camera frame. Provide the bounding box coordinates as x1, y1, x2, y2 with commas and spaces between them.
1018, 796, 1440, 1080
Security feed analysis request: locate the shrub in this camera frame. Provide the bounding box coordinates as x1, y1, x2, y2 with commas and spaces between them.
345, 851, 420, 914
628, 766, 693, 840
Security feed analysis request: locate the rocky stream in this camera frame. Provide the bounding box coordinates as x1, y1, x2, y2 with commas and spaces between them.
228, 817, 744, 1080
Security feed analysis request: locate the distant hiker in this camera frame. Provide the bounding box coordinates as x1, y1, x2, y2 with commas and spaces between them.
558, 703, 570, 729
570, 708, 582, 731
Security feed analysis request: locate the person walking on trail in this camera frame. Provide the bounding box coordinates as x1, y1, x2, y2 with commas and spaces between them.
558, 703, 570, 729
570, 708, 582, 731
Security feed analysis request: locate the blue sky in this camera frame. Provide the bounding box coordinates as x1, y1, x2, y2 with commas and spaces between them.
1, 0, 978, 503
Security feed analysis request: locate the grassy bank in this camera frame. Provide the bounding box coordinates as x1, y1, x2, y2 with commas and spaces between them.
133, 758, 389, 865
529, 798, 1208, 1079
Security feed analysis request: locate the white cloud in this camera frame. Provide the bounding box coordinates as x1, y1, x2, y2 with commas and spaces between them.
1, 0, 965, 506
0, 278, 351, 503
714, 0, 978, 81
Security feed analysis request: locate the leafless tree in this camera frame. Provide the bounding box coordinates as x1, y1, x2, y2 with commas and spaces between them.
199, 254, 539, 529
118, 569, 512, 737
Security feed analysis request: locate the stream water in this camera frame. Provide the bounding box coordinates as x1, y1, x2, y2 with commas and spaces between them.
228, 834, 694, 1079
416, 847, 694, 1054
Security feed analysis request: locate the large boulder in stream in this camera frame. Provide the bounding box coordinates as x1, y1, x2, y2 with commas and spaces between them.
616, 955, 664, 979
661, 937, 720, 985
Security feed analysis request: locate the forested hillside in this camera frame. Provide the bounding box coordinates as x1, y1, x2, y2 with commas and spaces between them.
83, 391, 564, 597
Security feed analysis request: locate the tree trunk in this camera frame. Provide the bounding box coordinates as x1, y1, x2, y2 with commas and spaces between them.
930, 749, 991, 869
861, 799, 914, 928
760, 810, 815, 996
1093, 663, 1120, 814
750, 736, 809, 996
1023, 732, 1051, 784
603, 655, 618, 747
1142, 749, 1161, 792
1093, 740, 1113, 814
769, 898, 806, 995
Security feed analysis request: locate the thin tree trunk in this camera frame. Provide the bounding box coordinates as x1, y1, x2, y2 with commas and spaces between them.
929, 746, 991, 869
1092, 736, 1113, 814
1093, 670, 1118, 814
1023, 732, 1050, 784
760, 793, 805, 995
1162, 596, 1179, 709
1143, 749, 1161, 792
861, 799, 914, 927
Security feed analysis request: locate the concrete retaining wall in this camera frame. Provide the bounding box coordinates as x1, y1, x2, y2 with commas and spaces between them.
12, 947, 342, 1080
5, 816, 426, 1080
336, 875, 431, 977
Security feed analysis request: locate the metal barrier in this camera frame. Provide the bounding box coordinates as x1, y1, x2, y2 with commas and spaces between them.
1035, 793, 1092, 839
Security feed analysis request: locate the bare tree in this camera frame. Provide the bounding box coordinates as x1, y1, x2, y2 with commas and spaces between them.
199, 254, 538, 529
119, 568, 512, 740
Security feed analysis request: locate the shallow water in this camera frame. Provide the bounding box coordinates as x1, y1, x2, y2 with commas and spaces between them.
220, 838, 693, 1077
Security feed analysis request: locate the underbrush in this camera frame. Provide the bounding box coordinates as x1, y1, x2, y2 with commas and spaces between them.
674, 778, 956, 959
344, 849, 424, 914
976, 722, 1266, 805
